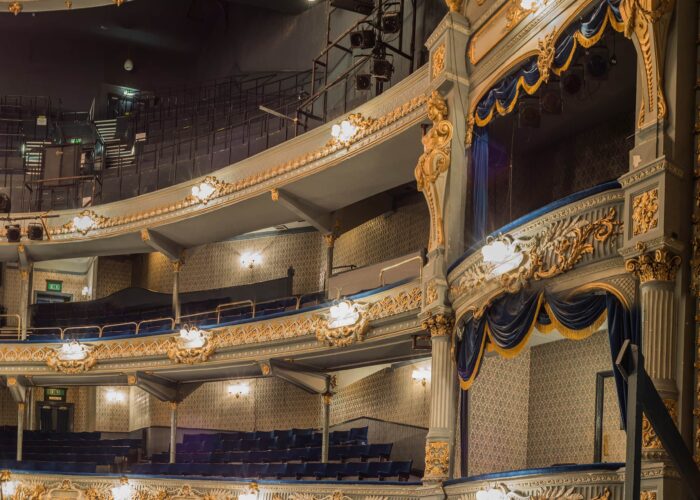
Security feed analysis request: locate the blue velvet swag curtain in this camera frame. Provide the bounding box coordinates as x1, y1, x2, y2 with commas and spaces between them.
470, 0, 624, 235
456, 289, 638, 422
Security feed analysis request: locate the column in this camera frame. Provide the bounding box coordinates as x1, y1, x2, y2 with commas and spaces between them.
422, 313, 455, 482
322, 230, 337, 297
172, 261, 182, 325
625, 249, 681, 459
18, 267, 30, 340
16, 402, 25, 462
169, 402, 178, 464
321, 392, 332, 463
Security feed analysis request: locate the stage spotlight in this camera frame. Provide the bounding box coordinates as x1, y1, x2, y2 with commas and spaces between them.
586, 46, 610, 80
5, 225, 20, 243
561, 65, 584, 95
27, 223, 43, 241
350, 29, 376, 49
381, 11, 401, 33
540, 82, 562, 115
371, 58, 393, 81
518, 99, 541, 128
356, 73, 372, 90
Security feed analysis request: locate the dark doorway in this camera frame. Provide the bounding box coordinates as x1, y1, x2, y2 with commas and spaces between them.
37, 401, 74, 432
34, 291, 73, 304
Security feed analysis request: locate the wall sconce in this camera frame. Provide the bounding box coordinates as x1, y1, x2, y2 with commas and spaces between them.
240, 252, 262, 269
228, 382, 250, 398
106, 389, 126, 403
81, 286, 92, 297
111, 478, 132, 500
412, 368, 431, 386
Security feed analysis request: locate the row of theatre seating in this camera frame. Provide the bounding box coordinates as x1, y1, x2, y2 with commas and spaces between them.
0, 429, 142, 467
132, 461, 413, 481
154, 444, 392, 465
177, 427, 368, 452
0, 460, 98, 474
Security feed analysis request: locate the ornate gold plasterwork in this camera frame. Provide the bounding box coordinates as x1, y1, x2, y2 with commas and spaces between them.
314, 302, 370, 347
63, 209, 110, 235
432, 43, 446, 79
422, 313, 454, 338
424, 441, 450, 480
0, 286, 422, 366
453, 209, 621, 298
505, 0, 537, 31
632, 188, 659, 235
45, 344, 99, 374
445, 0, 463, 12
8, 2, 22, 15
415, 90, 453, 252
288, 492, 353, 500
166, 332, 216, 365
642, 398, 677, 451
640, 491, 657, 500
270, 188, 279, 201
322, 391, 333, 405
625, 246, 681, 283
537, 28, 558, 84
619, 0, 675, 127
326, 113, 377, 148
531, 487, 584, 500
187, 176, 233, 205
425, 281, 439, 305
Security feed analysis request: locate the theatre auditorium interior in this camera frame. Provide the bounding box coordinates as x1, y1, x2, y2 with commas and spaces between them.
0, 0, 699, 498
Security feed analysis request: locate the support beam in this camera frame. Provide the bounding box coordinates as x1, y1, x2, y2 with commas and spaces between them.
172, 260, 182, 325
274, 190, 333, 233
17, 245, 32, 340
5, 377, 27, 463
321, 390, 332, 463
266, 359, 330, 394
140, 229, 184, 262
133, 372, 202, 403
169, 402, 178, 464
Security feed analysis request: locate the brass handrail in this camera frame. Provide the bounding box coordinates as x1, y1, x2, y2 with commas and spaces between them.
378, 256, 424, 286
136, 317, 175, 335
0, 314, 21, 340
63, 325, 102, 339
216, 300, 255, 324
27, 326, 63, 339
100, 322, 139, 337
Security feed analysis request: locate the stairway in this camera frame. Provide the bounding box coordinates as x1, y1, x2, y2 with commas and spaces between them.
23, 140, 51, 177
94, 118, 135, 170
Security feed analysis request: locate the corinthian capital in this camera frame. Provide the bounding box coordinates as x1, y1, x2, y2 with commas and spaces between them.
625, 247, 681, 283
421, 313, 454, 338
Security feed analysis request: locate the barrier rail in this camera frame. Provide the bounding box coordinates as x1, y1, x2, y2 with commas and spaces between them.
136, 317, 176, 335
379, 256, 424, 286
0, 314, 21, 340
215, 300, 256, 324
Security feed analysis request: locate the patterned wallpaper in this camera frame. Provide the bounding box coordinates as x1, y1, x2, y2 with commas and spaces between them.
129, 386, 152, 432
0, 386, 17, 425
138, 231, 325, 296
1, 266, 22, 318
95, 386, 130, 432
331, 364, 430, 428
468, 351, 531, 476
333, 202, 429, 270
32, 270, 89, 303
95, 257, 133, 299
527, 332, 625, 467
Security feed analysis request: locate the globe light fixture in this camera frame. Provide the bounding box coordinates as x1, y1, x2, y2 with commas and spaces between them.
106, 389, 125, 403
240, 252, 262, 269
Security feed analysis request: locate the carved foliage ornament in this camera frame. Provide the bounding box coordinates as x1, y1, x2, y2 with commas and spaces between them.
642, 399, 677, 451
632, 188, 659, 235
479, 485, 610, 500
314, 301, 370, 347
625, 246, 681, 283
537, 28, 558, 84
415, 90, 453, 251
166, 330, 217, 365
45, 343, 99, 374
424, 441, 450, 479
422, 313, 454, 338
454, 209, 621, 297
432, 43, 446, 79
445, 0, 463, 13
619, 0, 675, 127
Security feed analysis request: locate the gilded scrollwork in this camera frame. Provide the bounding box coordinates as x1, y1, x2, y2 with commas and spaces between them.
445, 0, 463, 13
642, 399, 677, 451
314, 306, 370, 348
625, 246, 681, 283
423, 441, 450, 480
531, 486, 584, 500
505, 0, 537, 31
632, 188, 659, 235
537, 29, 558, 84
422, 313, 454, 338
640, 491, 657, 500
45, 343, 99, 374
326, 113, 378, 148
415, 90, 453, 252
453, 209, 621, 297
432, 43, 446, 79
166, 332, 217, 365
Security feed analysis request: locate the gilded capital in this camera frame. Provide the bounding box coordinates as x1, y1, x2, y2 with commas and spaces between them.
423, 441, 450, 480
422, 313, 454, 338
270, 188, 279, 201
625, 247, 681, 283
169, 402, 179, 410
322, 392, 333, 405
445, 0, 463, 12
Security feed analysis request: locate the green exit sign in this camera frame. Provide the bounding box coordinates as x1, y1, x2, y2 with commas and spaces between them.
45, 387, 67, 402
46, 280, 62, 292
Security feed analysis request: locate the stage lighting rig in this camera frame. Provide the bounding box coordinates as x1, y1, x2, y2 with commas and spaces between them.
355, 73, 372, 90
350, 29, 376, 50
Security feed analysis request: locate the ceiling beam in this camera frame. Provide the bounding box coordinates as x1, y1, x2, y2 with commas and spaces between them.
140, 229, 184, 262
266, 359, 330, 394
275, 190, 333, 234
132, 372, 202, 403
17, 244, 31, 270
3, 376, 28, 404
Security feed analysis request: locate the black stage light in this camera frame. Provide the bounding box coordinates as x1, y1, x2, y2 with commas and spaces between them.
561, 65, 584, 95
27, 223, 43, 241
381, 12, 401, 34
540, 82, 562, 115
356, 73, 372, 90
331, 0, 374, 15
586, 46, 610, 80
6, 225, 21, 243
350, 30, 376, 49
518, 99, 541, 128
371, 58, 393, 81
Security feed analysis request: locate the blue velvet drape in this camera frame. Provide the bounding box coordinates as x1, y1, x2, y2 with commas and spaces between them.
472, 126, 490, 241
456, 290, 638, 426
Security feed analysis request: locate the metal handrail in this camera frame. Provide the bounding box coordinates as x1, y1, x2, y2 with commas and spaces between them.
101, 322, 139, 337
136, 317, 175, 335
63, 325, 102, 340
27, 326, 63, 339
379, 256, 424, 286
216, 300, 256, 323
0, 314, 21, 339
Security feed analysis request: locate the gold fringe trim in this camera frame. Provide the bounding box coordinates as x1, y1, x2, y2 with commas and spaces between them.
472, 5, 624, 129
538, 302, 607, 340
485, 293, 545, 359
458, 324, 489, 390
